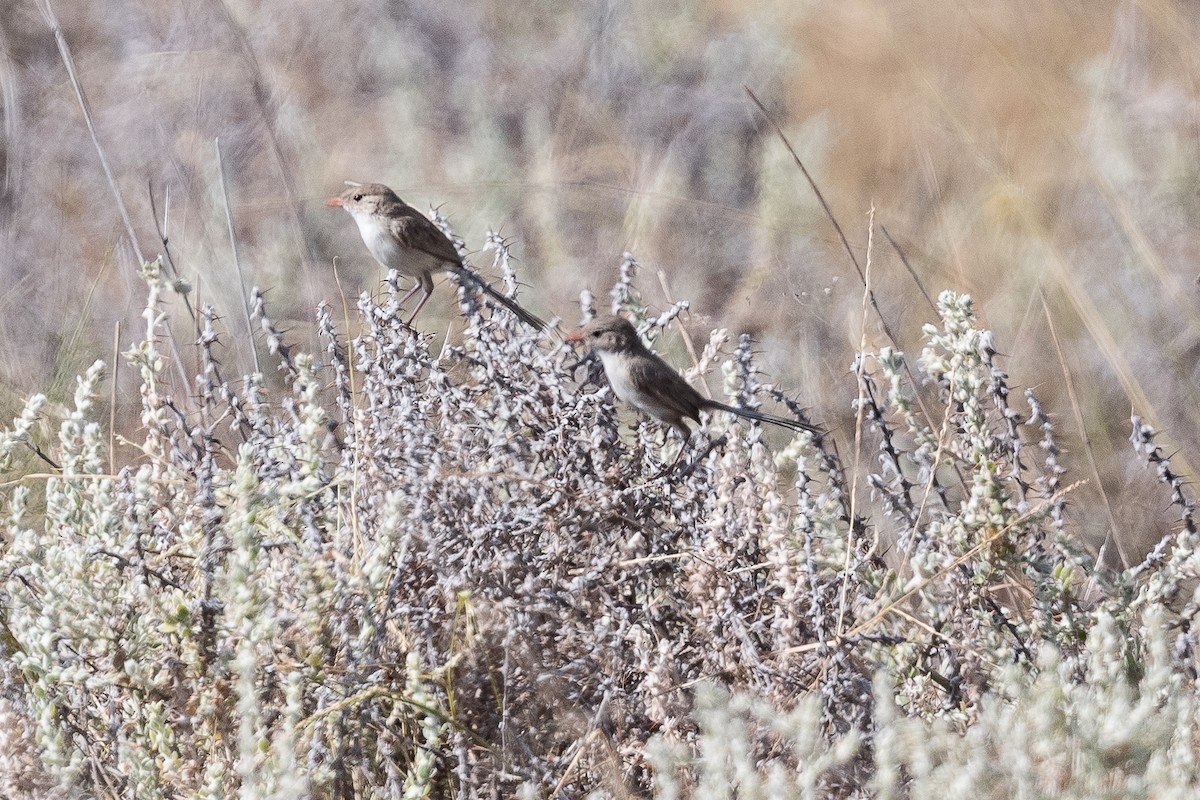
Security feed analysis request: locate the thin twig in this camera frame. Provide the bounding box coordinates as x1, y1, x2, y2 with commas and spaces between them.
899, 378, 957, 570
109, 321, 119, 476
880, 224, 937, 312
1041, 290, 1124, 569
36, 0, 142, 266
214, 137, 260, 375
743, 87, 864, 282
744, 85, 942, 437
147, 181, 198, 325
781, 480, 1087, 656
212, 0, 320, 306
331, 256, 365, 566
837, 206, 875, 637
655, 267, 705, 391
552, 728, 602, 798
37, 0, 192, 394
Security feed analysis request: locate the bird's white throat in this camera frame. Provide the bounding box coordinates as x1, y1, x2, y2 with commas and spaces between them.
597, 350, 636, 404
348, 209, 405, 268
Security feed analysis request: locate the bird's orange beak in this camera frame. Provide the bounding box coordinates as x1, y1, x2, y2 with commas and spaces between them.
564, 330, 585, 344
325, 196, 344, 207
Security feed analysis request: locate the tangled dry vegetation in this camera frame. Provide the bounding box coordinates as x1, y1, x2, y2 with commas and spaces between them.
0, 235, 1198, 799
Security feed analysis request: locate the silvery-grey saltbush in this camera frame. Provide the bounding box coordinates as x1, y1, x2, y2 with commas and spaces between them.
0, 247, 1195, 799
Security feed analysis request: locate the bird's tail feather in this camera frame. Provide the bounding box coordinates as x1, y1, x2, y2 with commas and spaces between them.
706, 399, 821, 435
451, 266, 547, 331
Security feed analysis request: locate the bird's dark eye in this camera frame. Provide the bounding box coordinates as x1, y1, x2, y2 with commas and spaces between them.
352, 193, 363, 202
589, 331, 600, 338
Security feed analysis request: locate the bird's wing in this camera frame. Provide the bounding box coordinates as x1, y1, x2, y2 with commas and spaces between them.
626, 354, 705, 424
388, 211, 463, 266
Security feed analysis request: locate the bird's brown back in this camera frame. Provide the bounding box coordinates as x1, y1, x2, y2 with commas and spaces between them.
385, 211, 463, 267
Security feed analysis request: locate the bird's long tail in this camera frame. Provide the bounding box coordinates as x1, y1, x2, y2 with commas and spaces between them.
706, 399, 821, 435
451, 266, 547, 332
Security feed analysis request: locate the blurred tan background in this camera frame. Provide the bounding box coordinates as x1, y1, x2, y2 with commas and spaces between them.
3, 0, 1200, 560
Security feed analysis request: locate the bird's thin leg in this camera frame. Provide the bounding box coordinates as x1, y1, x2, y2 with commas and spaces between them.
679, 432, 727, 478
655, 427, 694, 478
404, 274, 437, 324
395, 282, 423, 308
405, 290, 435, 324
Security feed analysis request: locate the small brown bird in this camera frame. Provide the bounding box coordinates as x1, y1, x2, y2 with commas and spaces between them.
567, 315, 820, 439
326, 181, 545, 329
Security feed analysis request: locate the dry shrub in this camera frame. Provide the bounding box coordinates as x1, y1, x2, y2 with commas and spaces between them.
0, 229, 1196, 798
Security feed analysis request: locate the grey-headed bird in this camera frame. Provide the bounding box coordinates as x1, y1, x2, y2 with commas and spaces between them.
327, 181, 544, 329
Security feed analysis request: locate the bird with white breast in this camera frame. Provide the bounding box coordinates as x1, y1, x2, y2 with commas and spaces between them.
567, 315, 820, 443
326, 181, 545, 330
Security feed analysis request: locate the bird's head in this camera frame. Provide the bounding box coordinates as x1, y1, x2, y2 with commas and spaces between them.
566, 316, 643, 354
325, 181, 402, 218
